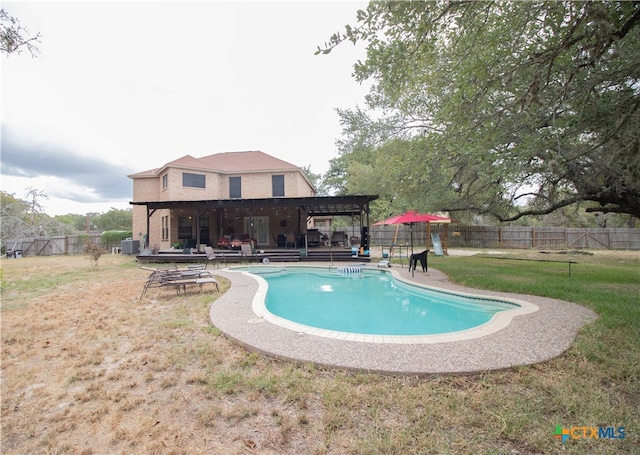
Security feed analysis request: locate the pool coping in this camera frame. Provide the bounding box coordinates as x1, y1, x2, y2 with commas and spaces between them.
209, 263, 598, 375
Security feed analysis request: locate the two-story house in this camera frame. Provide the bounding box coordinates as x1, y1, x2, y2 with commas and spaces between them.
128, 151, 377, 252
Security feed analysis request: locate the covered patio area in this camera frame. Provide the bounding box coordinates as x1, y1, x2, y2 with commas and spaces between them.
130, 195, 378, 262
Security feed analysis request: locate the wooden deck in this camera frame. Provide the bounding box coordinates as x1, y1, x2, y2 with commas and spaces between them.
135, 247, 370, 264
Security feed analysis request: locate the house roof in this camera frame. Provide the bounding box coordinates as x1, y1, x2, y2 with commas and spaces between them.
128, 151, 299, 178
198, 151, 299, 172
130, 195, 379, 218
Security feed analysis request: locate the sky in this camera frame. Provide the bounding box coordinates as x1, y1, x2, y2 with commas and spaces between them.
1, 1, 370, 216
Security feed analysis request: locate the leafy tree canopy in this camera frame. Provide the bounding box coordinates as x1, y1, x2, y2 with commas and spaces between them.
92, 208, 133, 231
1, 189, 133, 250
53, 209, 133, 232
301, 165, 330, 196
1, 190, 74, 247
319, 1, 640, 222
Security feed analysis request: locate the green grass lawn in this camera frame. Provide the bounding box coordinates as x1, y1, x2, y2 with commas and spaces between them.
425, 251, 639, 453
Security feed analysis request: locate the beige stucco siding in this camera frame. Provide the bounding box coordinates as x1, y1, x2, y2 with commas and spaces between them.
128, 151, 317, 248
133, 176, 160, 201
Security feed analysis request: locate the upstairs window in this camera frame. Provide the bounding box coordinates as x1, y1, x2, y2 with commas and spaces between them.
272, 175, 285, 197
183, 172, 205, 188
229, 176, 241, 198
162, 174, 168, 190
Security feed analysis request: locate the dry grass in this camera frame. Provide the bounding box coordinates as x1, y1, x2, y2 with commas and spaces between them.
2, 255, 347, 454
1, 253, 638, 454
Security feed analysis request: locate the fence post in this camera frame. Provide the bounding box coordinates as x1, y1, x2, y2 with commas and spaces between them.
532, 228, 536, 248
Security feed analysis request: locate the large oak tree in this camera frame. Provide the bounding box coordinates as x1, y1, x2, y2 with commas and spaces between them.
320, 1, 640, 222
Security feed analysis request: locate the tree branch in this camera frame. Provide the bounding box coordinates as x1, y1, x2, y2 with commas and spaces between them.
0, 9, 41, 57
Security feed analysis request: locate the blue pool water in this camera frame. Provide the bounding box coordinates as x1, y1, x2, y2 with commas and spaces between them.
238, 266, 518, 336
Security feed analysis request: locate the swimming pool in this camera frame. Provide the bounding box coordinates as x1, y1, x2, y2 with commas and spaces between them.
232, 266, 525, 338
210, 266, 593, 373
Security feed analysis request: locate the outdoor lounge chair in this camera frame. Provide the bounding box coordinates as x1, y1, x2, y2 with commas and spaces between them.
139, 267, 179, 300
139, 266, 218, 300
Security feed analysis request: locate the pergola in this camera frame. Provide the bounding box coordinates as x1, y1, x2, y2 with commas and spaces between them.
130, 195, 379, 248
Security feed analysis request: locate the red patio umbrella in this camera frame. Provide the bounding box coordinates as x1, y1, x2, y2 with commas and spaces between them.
375, 211, 451, 276
374, 210, 451, 226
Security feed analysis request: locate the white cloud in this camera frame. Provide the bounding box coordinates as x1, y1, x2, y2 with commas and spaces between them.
1, 1, 370, 215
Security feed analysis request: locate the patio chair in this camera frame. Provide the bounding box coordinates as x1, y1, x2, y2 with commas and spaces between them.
240, 243, 259, 264
306, 229, 321, 247
204, 246, 226, 268
331, 231, 346, 246
286, 231, 297, 248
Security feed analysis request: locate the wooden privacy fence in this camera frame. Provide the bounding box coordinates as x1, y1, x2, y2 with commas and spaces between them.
4, 227, 640, 257
370, 225, 640, 250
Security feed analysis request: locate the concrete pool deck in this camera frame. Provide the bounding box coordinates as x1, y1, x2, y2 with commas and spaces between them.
209, 262, 598, 375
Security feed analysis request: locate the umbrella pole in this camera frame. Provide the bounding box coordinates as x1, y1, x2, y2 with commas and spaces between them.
329, 242, 333, 266
391, 224, 399, 255
410, 223, 415, 278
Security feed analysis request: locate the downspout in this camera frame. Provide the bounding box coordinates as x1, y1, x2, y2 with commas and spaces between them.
195, 209, 201, 248
145, 206, 151, 249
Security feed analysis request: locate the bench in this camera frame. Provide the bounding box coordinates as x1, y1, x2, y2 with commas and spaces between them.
488, 256, 577, 276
